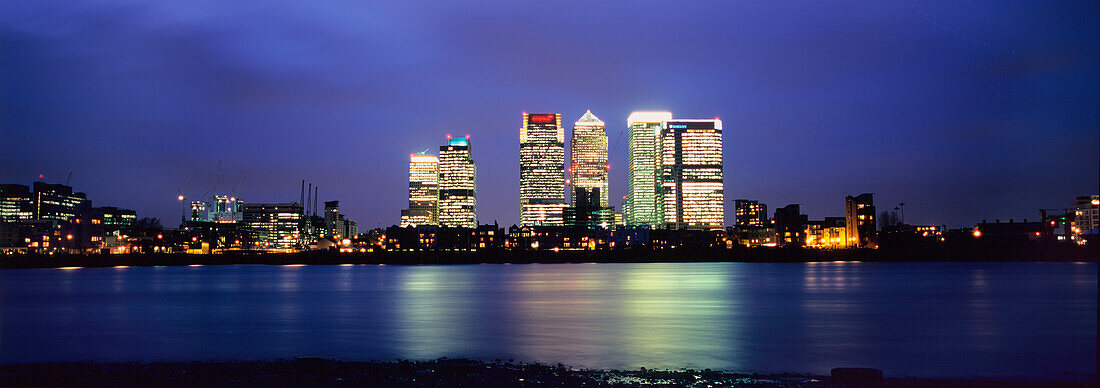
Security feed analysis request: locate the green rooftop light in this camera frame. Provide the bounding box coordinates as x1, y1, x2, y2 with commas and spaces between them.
449, 136, 469, 147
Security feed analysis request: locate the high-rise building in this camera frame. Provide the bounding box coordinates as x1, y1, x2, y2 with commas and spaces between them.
659, 119, 724, 230
32, 182, 89, 222
734, 199, 767, 227
844, 193, 876, 248
400, 153, 439, 227
520, 112, 566, 226
0, 184, 34, 222
438, 135, 477, 228
564, 187, 613, 229
324, 200, 358, 238
242, 202, 302, 250
624, 112, 672, 227
774, 204, 807, 247
570, 110, 609, 207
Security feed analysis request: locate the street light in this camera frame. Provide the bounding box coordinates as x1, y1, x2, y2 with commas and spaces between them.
178, 195, 186, 225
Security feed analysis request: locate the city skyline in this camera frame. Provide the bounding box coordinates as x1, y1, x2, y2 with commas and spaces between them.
2, 1, 1097, 228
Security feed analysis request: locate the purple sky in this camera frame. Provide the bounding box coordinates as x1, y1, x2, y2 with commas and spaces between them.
2, 1, 1097, 228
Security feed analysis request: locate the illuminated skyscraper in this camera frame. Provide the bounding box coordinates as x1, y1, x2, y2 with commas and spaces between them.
570, 110, 609, 207
438, 135, 477, 228
520, 112, 566, 226
400, 153, 439, 227
624, 111, 672, 226
660, 119, 724, 230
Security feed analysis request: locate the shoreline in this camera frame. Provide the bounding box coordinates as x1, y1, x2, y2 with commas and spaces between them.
0, 358, 1093, 387
1, 247, 1097, 269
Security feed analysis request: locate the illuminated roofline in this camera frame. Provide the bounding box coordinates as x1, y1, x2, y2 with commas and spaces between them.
627, 111, 673, 125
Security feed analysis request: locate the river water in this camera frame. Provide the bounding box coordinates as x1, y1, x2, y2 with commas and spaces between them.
0, 262, 1094, 379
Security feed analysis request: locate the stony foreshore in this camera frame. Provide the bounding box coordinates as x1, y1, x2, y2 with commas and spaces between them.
0, 358, 1093, 387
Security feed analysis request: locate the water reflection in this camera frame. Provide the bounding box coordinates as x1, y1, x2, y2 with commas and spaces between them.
0, 263, 1094, 380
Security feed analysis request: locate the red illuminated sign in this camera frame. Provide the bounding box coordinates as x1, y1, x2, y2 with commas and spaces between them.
529, 114, 555, 124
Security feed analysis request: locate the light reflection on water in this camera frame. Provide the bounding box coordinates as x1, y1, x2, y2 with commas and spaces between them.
0, 262, 1094, 380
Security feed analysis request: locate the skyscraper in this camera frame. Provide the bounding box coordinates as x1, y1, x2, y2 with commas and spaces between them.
659, 119, 724, 230
438, 135, 477, 228
570, 110, 609, 207
401, 152, 439, 227
624, 111, 672, 227
844, 193, 875, 247
520, 112, 566, 226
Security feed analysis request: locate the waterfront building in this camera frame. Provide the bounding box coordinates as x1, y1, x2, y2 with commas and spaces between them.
734, 199, 767, 227
241, 202, 302, 250
570, 110, 609, 207
400, 152, 439, 227
32, 182, 89, 222
1069, 194, 1099, 239
564, 187, 613, 229
324, 200, 358, 238
438, 135, 477, 228
624, 111, 671, 227
0, 184, 34, 222
520, 113, 566, 226
806, 217, 847, 249
98, 206, 136, 236
844, 193, 876, 247
659, 119, 724, 230
774, 204, 807, 247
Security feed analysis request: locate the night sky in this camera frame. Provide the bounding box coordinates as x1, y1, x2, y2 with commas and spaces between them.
2, 1, 1097, 228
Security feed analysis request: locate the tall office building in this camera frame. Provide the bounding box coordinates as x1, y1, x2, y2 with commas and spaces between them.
400, 153, 439, 227
624, 111, 672, 227
242, 202, 302, 250
844, 193, 876, 247
520, 112, 567, 226
324, 200, 358, 238
660, 119, 724, 230
0, 184, 34, 222
438, 135, 477, 228
32, 182, 89, 222
570, 110, 609, 207
734, 199, 767, 227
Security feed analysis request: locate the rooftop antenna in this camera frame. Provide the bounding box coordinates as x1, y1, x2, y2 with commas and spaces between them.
65, 172, 72, 186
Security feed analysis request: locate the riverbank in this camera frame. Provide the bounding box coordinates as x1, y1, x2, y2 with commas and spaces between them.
0, 245, 1096, 269
0, 358, 1092, 387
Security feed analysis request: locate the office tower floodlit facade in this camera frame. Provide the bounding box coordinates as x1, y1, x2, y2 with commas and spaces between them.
570, 110, 609, 207
32, 182, 89, 222
845, 193, 876, 248
400, 153, 439, 227
438, 136, 477, 228
98, 206, 136, 236
660, 119, 724, 230
520, 113, 567, 226
242, 202, 302, 250
0, 184, 34, 222
624, 111, 672, 227
734, 199, 767, 227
